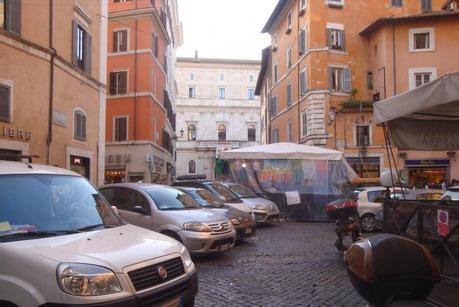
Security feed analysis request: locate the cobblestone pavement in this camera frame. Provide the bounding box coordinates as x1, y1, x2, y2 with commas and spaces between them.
192, 222, 366, 307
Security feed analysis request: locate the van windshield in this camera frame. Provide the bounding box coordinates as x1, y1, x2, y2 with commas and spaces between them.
0, 175, 122, 242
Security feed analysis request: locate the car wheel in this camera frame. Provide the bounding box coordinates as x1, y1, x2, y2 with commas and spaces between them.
361, 214, 376, 233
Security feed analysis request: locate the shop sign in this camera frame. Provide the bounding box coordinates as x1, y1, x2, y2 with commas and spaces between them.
405, 159, 450, 167
437, 209, 449, 237
1, 126, 32, 141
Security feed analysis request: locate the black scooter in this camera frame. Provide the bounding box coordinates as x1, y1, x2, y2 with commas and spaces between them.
326, 199, 363, 251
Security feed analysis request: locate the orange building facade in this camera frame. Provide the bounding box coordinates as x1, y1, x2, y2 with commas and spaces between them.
0, 0, 107, 185
105, 0, 181, 184
257, 0, 459, 187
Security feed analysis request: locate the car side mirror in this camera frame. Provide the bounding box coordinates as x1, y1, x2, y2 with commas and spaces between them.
111, 206, 119, 216
133, 205, 148, 215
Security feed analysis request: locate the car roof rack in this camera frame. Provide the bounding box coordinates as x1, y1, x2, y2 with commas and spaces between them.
0, 154, 40, 163
176, 174, 207, 181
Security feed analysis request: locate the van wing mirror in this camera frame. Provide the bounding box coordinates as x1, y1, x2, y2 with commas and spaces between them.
133, 205, 148, 215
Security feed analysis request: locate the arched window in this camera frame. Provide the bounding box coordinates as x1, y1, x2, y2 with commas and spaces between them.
189, 160, 196, 174
219, 73, 224, 80
74, 110, 87, 141
248, 125, 256, 142
187, 124, 196, 141
249, 75, 254, 82
218, 124, 226, 142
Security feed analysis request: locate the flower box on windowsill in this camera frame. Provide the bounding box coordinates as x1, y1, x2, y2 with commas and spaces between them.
339, 100, 374, 112
328, 1, 344, 9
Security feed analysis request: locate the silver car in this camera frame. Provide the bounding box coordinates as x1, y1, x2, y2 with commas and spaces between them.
177, 187, 257, 240
100, 183, 236, 255
221, 183, 281, 223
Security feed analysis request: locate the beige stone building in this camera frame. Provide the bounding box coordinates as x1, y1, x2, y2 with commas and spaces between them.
0, 0, 107, 184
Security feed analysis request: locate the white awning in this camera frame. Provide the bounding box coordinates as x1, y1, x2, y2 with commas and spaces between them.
219, 143, 344, 161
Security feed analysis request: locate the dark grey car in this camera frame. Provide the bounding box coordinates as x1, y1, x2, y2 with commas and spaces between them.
177, 187, 256, 240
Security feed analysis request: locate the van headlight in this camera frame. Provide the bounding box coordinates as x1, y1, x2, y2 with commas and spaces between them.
252, 204, 267, 210
180, 247, 195, 272
230, 218, 241, 225
57, 263, 122, 296
183, 222, 211, 232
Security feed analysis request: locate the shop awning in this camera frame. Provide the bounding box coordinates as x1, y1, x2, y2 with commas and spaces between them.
373, 71, 459, 151
219, 143, 344, 161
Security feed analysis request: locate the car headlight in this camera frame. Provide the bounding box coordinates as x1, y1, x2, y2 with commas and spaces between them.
57, 263, 122, 296
230, 217, 241, 225
183, 222, 211, 232
252, 204, 267, 210
180, 246, 194, 270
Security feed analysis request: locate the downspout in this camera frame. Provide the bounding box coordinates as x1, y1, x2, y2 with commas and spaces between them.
47, 0, 56, 164
392, 21, 397, 96
296, 3, 301, 143
133, 20, 138, 139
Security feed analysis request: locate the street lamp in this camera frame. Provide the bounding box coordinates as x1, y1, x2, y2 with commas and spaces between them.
180, 128, 184, 138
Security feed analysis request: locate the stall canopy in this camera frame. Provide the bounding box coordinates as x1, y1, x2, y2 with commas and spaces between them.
374, 71, 459, 151
219, 142, 344, 161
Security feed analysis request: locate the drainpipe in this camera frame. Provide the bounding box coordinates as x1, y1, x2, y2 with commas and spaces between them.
296, 3, 301, 143
134, 20, 138, 140
47, 0, 56, 164
392, 21, 397, 96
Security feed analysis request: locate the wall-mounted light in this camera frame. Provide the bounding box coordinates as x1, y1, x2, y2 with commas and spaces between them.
180, 128, 184, 138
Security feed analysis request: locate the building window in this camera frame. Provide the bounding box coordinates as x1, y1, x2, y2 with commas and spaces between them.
270, 96, 278, 116
248, 125, 256, 142
189, 87, 196, 98
188, 124, 196, 141
0, 83, 11, 122
109, 71, 128, 95
299, 28, 306, 55
286, 82, 292, 107
273, 64, 278, 83
409, 67, 437, 90
219, 74, 224, 81
300, 0, 306, 10
300, 69, 307, 96
356, 125, 370, 147
327, 28, 345, 51
73, 21, 92, 73
347, 157, 380, 179
189, 160, 196, 174
415, 73, 431, 87
113, 29, 128, 52
114, 116, 128, 142
272, 128, 279, 143
421, 0, 432, 11
287, 119, 293, 142
302, 111, 308, 137
391, 0, 402, 7
248, 88, 255, 100
74, 110, 87, 141
329, 67, 351, 92
286, 10, 292, 33
367, 72, 374, 90
1, 0, 21, 35
152, 33, 158, 57
409, 28, 435, 52
218, 87, 225, 99
218, 124, 226, 142
190, 73, 194, 80
249, 75, 254, 82
287, 48, 292, 69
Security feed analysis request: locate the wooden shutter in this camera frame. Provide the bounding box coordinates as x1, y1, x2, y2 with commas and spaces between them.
299, 29, 305, 54
72, 21, 78, 66
0, 84, 10, 122
120, 30, 127, 51
339, 30, 345, 50
154, 35, 158, 57
109, 72, 117, 95
119, 71, 127, 94
287, 84, 292, 107
84, 34, 92, 74
113, 31, 119, 52
82, 114, 87, 139
328, 67, 334, 91
300, 71, 306, 96
5, 0, 21, 35
343, 68, 352, 92
326, 29, 331, 47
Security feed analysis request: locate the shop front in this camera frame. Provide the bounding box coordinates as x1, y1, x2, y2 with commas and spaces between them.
404, 159, 450, 189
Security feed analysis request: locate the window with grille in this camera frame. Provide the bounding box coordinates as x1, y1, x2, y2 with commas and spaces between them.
74, 110, 87, 141
188, 124, 196, 141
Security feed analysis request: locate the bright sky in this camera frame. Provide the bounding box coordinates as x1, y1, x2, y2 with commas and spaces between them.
176, 0, 279, 61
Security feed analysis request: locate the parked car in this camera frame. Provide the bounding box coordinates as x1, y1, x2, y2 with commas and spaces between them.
353, 186, 387, 232
177, 186, 256, 240
0, 161, 197, 307
100, 183, 236, 255
441, 185, 459, 200
172, 179, 253, 214
220, 182, 281, 223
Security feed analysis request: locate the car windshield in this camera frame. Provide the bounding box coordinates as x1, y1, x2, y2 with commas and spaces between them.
145, 187, 201, 210
0, 174, 122, 242
441, 190, 459, 201
191, 189, 224, 208
228, 184, 257, 198
207, 182, 241, 202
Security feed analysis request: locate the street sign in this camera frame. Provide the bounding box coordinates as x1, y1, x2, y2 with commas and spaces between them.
437, 209, 449, 237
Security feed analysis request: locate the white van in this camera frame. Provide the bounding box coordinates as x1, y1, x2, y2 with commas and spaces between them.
0, 161, 197, 307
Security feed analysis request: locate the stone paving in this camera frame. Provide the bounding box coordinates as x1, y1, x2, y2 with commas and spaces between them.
192, 222, 366, 307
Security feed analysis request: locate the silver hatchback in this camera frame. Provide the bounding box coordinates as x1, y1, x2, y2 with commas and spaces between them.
100, 183, 236, 255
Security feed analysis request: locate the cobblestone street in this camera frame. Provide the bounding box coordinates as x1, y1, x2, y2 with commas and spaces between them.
193, 222, 365, 307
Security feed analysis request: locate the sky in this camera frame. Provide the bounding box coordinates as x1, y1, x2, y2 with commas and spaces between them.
176, 0, 279, 61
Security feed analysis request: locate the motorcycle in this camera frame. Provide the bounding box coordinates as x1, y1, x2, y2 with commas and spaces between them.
326, 199, 362, 251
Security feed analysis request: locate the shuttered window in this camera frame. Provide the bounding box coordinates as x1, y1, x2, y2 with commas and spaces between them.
74, 110, 87, 141
287, 119, 293, 142
114, 117, 127, 142
299, 28, 306, 54
286, 83, 292, 107
327, 28, 345, 51
422, 0, 432, 10
110, 71, 128, 95
270, 96, 278, 116
0, 84, 11, 122
302, 112, 308, 137
152, 33, 158, 57
300, 70, 307, 96
72, 21, 92, 74
113, 29, 127, 52
247, 125, 256, 142
329, 67, 351, 92
3, 0, 21, 35
391, 0, 402, 7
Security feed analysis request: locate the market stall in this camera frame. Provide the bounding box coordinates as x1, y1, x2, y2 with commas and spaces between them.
219, 143, 357, 221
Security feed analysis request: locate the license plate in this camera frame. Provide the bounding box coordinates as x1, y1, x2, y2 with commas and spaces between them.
218, 243, 230, 251
245, 228, 252, 234
160, 297, 181, 307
